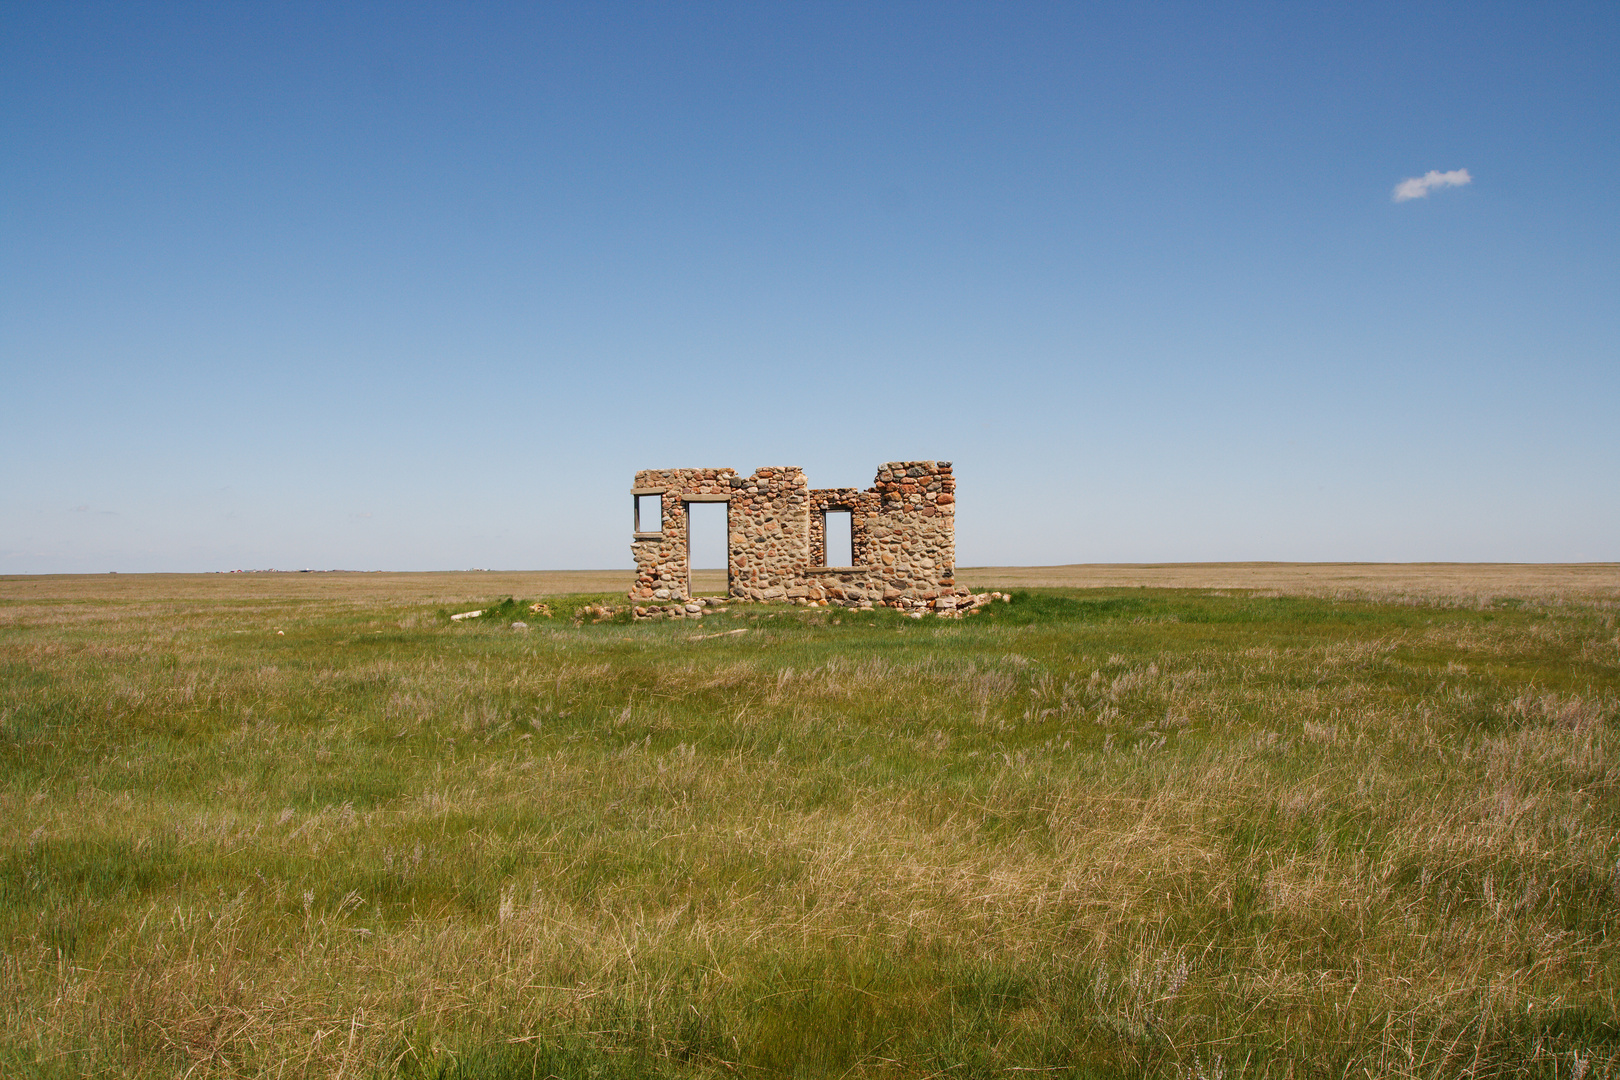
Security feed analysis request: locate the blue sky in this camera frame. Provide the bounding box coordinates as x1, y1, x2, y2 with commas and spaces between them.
3, 2, 1616, 572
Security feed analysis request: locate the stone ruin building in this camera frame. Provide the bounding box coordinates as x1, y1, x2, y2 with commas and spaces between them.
629, 461, 995, 617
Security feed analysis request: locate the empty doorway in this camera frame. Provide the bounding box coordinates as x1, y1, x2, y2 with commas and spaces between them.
685, 501, 729, 595
824, 509, 853, 567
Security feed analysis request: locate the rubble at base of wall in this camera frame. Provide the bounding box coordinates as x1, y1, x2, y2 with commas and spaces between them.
632, 596, 729, 620
630, 591, 1011, 621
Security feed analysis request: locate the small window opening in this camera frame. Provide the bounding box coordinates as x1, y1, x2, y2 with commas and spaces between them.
824, 509, 853, 567
635, 494, 662, 533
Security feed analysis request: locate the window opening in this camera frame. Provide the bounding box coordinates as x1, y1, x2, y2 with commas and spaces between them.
824, 509, 853, 567
635, 494, 662, 533
685, 501, 729, 595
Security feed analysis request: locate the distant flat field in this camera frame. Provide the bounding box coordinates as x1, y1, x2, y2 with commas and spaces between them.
3, 562, 1616, 603
0, 569, 635, 604
960, 562, 1620, 600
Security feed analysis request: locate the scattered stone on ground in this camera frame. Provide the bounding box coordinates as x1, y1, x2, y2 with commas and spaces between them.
572, 603, 619, 624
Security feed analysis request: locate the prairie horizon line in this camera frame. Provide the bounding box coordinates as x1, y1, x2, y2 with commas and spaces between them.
6, 560, 1619, 577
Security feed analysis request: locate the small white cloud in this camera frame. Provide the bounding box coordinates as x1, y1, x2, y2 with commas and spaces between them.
1393, 168, 1472, 202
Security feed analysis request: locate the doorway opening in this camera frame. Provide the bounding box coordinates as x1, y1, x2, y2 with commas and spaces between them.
824, 509, 853, 567
685, 501, 730, 596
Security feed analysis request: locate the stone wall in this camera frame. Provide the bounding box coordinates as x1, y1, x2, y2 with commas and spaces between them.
807, 487, 875, 569
629, 467, 741, 602
629, 460, 963, 609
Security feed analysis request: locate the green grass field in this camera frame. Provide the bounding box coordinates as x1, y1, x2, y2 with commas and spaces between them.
3, 571, 1619, 1077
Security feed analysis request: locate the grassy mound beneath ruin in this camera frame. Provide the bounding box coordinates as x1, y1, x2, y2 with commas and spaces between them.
2, 577, 1618, 1077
